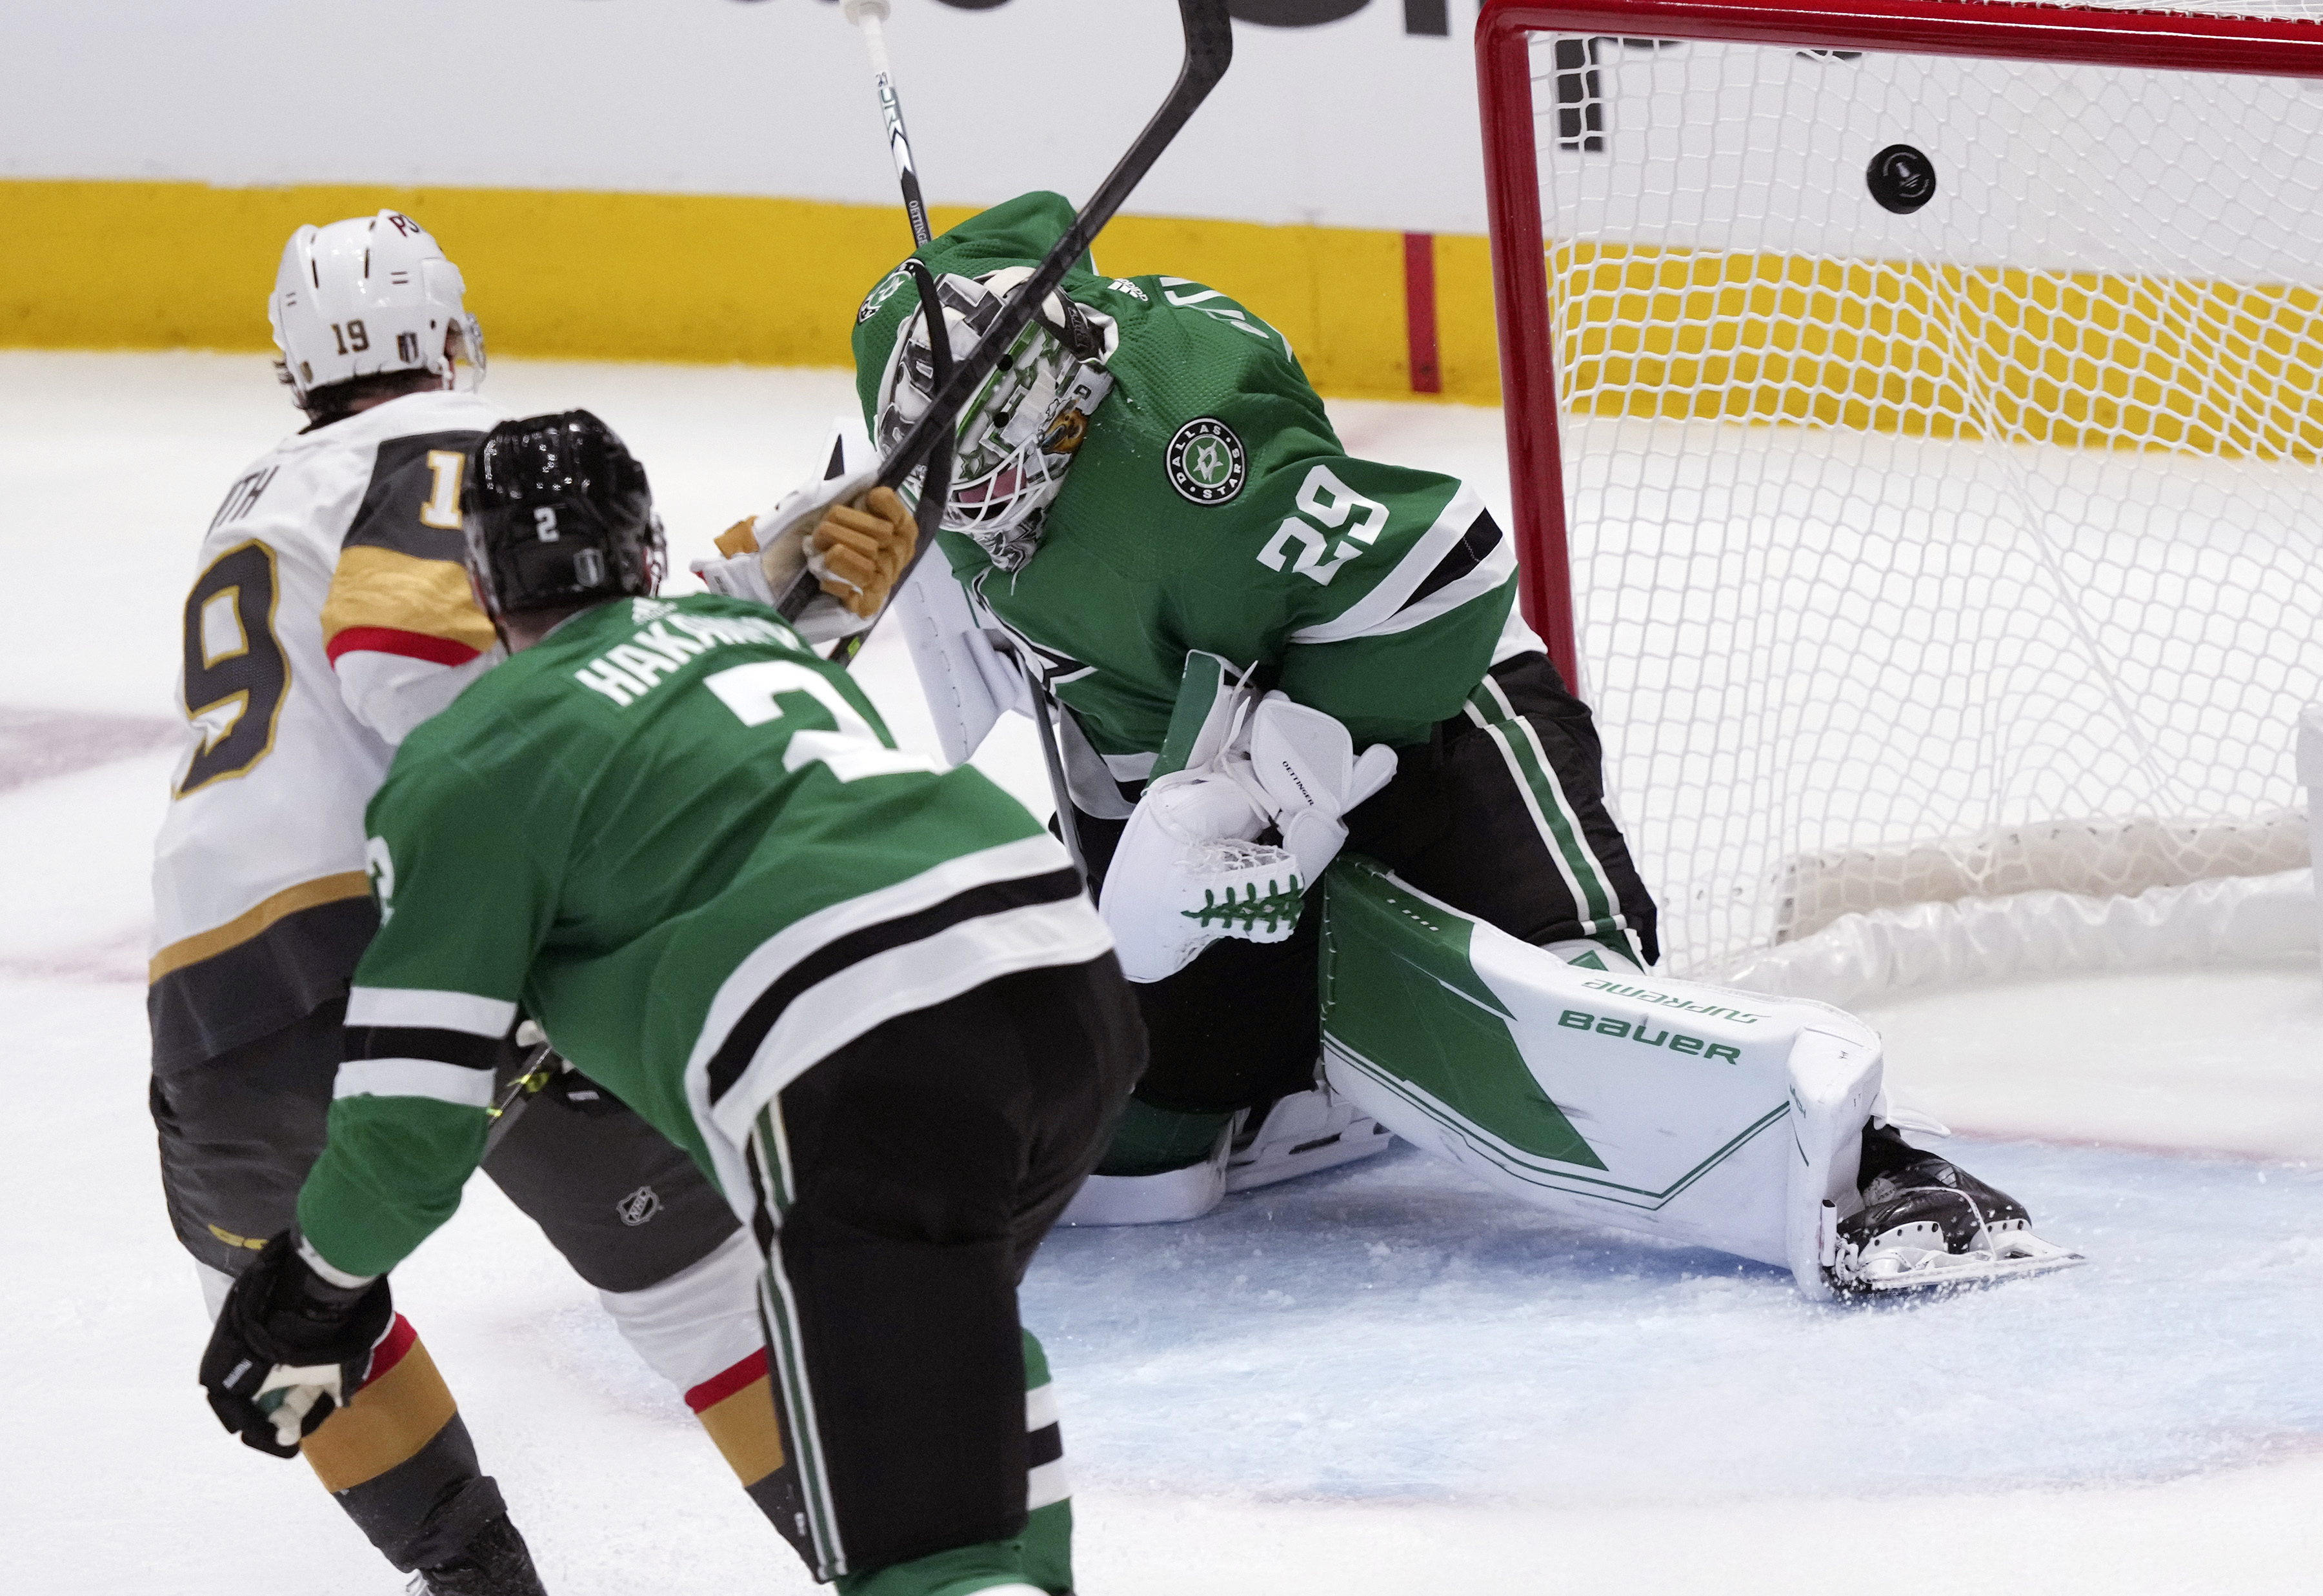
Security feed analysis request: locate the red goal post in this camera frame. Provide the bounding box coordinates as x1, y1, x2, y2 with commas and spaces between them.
1475, 0, 2323, 689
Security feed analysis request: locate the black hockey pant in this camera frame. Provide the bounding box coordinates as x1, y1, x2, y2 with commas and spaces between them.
1071, 650, 1660, 1116
738, 955, 1145, 1585
150, 995, 743, 1571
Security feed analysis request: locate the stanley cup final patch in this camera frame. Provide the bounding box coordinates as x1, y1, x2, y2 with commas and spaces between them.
1167, 418, 1247, 505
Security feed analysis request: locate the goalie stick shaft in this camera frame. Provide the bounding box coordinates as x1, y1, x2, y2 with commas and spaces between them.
780, 0, 1234, 641
848, 5, 1094, 893
854, 5, 933, 249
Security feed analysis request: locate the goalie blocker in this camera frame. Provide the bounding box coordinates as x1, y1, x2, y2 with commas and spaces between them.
1321, 859, 2084, 1297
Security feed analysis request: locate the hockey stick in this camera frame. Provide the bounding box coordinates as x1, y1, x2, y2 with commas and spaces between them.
779, 0, 1234, 641
843, 1, 933, 250
844, 0, 1094, 893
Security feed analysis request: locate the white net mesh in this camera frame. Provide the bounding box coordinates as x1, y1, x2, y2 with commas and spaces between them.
1524, 16, 2323, 978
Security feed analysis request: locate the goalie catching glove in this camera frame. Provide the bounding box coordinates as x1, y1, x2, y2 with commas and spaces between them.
198, 1232, 392, 1457
1101, 669, 1397, 981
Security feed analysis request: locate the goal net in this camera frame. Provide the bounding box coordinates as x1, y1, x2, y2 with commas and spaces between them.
1478, 0, 2323, 999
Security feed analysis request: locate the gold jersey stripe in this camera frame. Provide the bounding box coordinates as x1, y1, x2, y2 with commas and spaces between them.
695, 1375, 787, 1485
299, 1336, 459, 1493
148, 871, 374, 983
321, 546, 498, 656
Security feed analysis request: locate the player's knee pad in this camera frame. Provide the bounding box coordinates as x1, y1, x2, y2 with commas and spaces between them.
1320, 856, 1880, 1299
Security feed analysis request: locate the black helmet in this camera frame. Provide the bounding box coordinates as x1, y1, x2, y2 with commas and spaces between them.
465, 410, 664, 617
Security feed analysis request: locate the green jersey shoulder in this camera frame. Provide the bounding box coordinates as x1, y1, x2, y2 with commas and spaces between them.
850, 192, 1520, 756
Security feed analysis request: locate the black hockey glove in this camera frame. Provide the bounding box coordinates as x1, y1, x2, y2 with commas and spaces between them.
199, 1231, 393, 1458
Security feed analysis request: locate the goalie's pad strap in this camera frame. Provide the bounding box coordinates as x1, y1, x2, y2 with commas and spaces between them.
1153, 649, 1249, 779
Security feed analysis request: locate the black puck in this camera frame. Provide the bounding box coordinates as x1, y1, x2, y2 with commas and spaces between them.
1867, 144, 1937, 214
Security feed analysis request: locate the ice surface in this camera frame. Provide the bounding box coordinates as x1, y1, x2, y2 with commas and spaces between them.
1029, 1138, 2323, 1504
3, 354, 2317, 1594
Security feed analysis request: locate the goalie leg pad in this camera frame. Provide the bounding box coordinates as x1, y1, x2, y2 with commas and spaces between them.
1320, 857, 2082, 1297
1060, 1099, 1234, 1226
1322, 857, 1878, 1292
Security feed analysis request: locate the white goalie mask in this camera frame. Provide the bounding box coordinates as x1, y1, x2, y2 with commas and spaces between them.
873, 266, 1116, 572
268, 210, 485, 410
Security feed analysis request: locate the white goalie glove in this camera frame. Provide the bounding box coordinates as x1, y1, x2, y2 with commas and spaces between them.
1101, 677, 1397, 982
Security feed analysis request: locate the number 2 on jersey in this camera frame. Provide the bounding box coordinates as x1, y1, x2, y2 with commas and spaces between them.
703, 661, 937, 783
178, 541, 290, 797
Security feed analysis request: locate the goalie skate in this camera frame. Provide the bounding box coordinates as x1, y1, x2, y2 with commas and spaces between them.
1224, 1081, 1393, 1193
1827, 1126, 2085, 1295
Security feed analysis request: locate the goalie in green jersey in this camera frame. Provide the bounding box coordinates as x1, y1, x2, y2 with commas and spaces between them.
831, 190, 1663, 1222
824, 194, 2064, 1297
198, 410, 1144, 1596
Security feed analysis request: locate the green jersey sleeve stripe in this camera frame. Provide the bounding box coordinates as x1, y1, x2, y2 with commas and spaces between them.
332, 1057, 499, 1109
346, 986, 518, 1037
347, 1024, 499, 1071
1289, 484, 1495, 646
1373, 539, 1517, 643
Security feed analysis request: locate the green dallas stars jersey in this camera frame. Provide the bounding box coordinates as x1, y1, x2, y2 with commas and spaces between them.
852, 190, 1532, 773
296, 592, 1106, 1278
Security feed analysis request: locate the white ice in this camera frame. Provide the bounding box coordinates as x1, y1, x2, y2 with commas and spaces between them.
3, 352, 2318, 1594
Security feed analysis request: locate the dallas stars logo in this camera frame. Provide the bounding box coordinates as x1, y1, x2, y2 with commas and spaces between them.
1166, 417, 1247, 505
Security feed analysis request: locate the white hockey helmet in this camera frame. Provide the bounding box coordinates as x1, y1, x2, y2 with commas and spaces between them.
873, 266, 1114, 572
268, 211, 484, 410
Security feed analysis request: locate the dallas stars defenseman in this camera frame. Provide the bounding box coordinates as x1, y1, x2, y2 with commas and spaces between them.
828, 190, 2060, 1288
199, 411, 1141, 1596
154, 215, 779, 1593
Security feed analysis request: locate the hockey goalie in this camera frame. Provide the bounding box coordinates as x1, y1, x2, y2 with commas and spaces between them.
765, 192, 2082, 1297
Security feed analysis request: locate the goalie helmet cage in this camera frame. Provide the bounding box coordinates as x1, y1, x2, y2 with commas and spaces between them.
1476, 0, 2323, 999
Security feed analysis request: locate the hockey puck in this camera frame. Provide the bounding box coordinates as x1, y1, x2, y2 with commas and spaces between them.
1866, 144, 1937, 214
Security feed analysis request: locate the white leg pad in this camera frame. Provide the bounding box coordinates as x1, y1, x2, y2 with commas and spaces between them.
1783, 1025, 1883, 1301
1322, 857, 1886, 1290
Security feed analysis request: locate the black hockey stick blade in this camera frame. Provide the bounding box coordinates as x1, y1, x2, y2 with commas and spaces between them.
780, 0, 1233, 639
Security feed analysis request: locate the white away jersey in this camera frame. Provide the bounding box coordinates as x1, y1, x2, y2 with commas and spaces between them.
148, 390, 505, 1068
